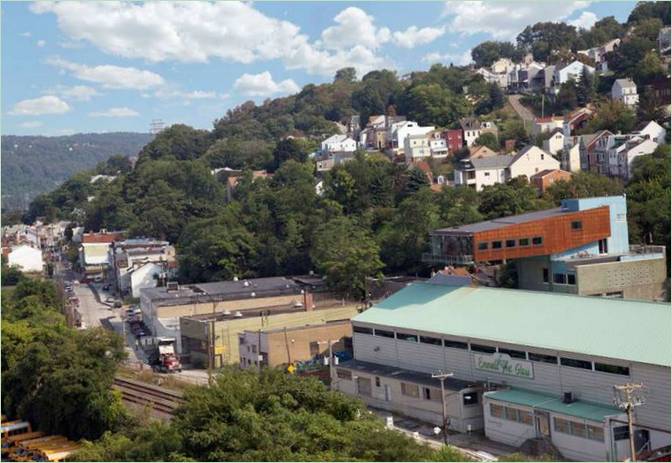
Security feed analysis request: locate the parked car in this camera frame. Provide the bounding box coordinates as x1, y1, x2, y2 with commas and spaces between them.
102, 285, 111, 291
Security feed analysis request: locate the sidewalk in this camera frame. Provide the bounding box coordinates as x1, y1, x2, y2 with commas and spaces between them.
370, 408, 516, 460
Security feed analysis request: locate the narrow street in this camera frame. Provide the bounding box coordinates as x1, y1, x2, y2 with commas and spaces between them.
507, 94, 535, 122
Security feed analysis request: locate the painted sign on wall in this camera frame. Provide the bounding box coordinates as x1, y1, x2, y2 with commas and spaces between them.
474, 353, 534, 379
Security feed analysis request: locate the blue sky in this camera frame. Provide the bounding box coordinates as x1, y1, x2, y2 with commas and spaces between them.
2, 1, 635, 136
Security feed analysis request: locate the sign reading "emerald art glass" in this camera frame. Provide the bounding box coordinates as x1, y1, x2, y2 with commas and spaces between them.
474, 353, 534, 379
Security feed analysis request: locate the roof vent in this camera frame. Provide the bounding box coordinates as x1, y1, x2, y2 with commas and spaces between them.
234, 311, 243, 318
563, 392, 576, 404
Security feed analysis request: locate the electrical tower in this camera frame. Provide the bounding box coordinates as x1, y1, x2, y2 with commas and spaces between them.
613, 383, 646, 462
150, 119, 165, 135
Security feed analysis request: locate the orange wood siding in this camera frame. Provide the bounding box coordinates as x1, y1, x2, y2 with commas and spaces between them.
472, 207, 611, 262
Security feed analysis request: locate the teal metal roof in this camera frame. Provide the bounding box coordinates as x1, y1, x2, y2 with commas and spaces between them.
353, 283, 671, 367
485, 388, 623, 422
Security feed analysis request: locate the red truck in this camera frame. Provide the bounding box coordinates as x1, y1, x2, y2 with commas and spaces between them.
150, 338, 182, 373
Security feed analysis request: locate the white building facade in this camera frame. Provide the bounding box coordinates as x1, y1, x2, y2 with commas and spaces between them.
6, 245, 44, 273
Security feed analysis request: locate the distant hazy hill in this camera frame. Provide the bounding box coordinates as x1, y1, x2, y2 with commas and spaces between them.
2, 132, 153, 210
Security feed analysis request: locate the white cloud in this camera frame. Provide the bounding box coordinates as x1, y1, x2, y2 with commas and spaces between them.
320, 7, 390, 50
59, 85, 100, 101
47, 57, 164, 90
32, 2, 390, 76
393, 26, 445, 49
20, 31, 31, 37
442, 1, 589, 40
153, 88, 223, 100
89, 107, 139, 117
9, 96, 71, 116
569, 11, 598, 30
19, 121, 44, 128
422, 50, 472, 66
37, 40, 46, 47
234, 71, 300, 97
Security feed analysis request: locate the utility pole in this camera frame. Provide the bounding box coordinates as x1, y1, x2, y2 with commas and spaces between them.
432, 371, 454, 445
207, 320, 214, 385
614, 383, 646, 462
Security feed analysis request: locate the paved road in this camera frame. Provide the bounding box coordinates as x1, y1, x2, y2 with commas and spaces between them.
508, 94, 535, 123
75, 283, 116, 329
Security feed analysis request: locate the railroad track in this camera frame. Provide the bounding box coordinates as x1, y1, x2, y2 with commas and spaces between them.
112, 377, 185, 416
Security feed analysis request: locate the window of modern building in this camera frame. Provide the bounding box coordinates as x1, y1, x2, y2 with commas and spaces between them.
336, 368, 352, 380
554, 417, 570, 434
598, 238, 608, 254
529, 352, 558, 364
613, 426, 630, 440
587, 425, 605, 442
401, 382, 420, 398
506, 240, 516, 248
397, 332, 418, 342
490, 403, 504, 418
492, 241, 502, 249
420, 336, 442, 346
518, 410, 533, 425
478, 242, 488, 250
375, 376, 381, 387
532, 236, 543, 245
542, 268, 549, 283
471, 343, 496, 353
374, 329, 395, 338
553, 273, 567, 284
444, 339, 468, 350
357, 377, 372, 397
570, 421, 587, 438
498, 348, 527, 359
353, 326, 373, 335
567, 273, 576, 285
463, 393, 478, 406
505, 407, 518, 421
594, 363, 630, 376
519, 238, 530, 247
560, 357, 592, 370
571, 220, 583, 230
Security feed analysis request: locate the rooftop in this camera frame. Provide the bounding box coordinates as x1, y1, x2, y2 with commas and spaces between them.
141, 276, 302, 306
614, 78, 636, 89
432, 207, 566, 234
82, 231, 124, 244
353, 283, 670, 367
465, 155, 513, 170
244, 319, 351, 335
485, 388, 623, 422
339, 359, 477, 391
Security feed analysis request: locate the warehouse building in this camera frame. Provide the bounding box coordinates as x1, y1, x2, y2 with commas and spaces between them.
333, 281, 670, 461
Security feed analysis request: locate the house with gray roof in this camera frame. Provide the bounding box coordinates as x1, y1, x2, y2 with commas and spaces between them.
454, 146, 560, 191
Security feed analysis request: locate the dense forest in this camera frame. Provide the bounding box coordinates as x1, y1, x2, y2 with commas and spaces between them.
23, 3, 671, 295
1, 132, 152, 210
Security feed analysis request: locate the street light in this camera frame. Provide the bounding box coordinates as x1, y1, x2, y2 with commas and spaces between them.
431, 370, 454, 445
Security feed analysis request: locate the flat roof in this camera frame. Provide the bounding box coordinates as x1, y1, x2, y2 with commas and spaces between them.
432, 207, 566, 234
244, 319, 351, 335
485, 388, 622, 422
338, 360, 476, 391
353, 283, 671, 367
141, 276, 301, 305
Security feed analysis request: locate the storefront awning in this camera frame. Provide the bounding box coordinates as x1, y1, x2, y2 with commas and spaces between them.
485, 388, 623, 422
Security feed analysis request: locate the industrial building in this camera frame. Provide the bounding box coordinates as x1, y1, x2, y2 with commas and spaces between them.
333, 281, 670, 461
423, 196, 667, 301
238, 320, 352, 369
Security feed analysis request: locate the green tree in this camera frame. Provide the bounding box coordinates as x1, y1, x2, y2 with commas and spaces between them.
479, 178, 547, 219
401, 83, 471, 127
637, 87, 667, 124
556, 81, 578, 112
334, 67, 357, 83
473, 133, 500, 152
310, 217, 383, 298
585, 100, 637, 134
543, 172, 624, 203
270, 138, 310, 171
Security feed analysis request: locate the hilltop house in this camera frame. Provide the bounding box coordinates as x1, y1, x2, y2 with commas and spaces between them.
321, 134, 357, 153
460, 118, 498, 147
110, 238, 177, 298
611, 79, 639, 107
388, 121, 434, 155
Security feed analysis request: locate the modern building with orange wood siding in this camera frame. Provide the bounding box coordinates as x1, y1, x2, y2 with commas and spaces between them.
423, 196, 667, 301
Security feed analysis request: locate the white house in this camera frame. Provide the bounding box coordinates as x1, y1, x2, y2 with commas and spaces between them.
389, 121, 434, 155
635, 120, 667, 145
553, 61, 594, 88
454, 156, 511, 191
578, 38, 620, 72
532, 116, 565, 136
429, 137, 449, 158
508, 145, 561, 180
404, 134, 431, 163
611, 79, 639, 107
543, 129, 566, 156
460, 118, 498, 147
6, 245, 43, 273
320, 134, 357, 153
607, 138, 659, 181
111, 238, 177, 297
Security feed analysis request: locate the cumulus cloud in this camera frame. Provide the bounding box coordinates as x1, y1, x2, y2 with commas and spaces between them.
422, 50, 472, 66
9, 96, 71, 115
37, 40, 46, 47
19, 121, 44, 128
234, 72, 300, 97
20, 31, 31, 37
55, 85, 100, 101
393, 26, 446, 49
47, 57, 164, 90
442, 1, 590, 39
569, 11, 598, 30
89, 107, 140, 117
153, 88, 224, 100
320, 7, 390, 50
32, 2, 392, 76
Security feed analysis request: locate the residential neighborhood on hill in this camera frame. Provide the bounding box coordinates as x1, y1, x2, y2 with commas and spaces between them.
1, 1, 670, 462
